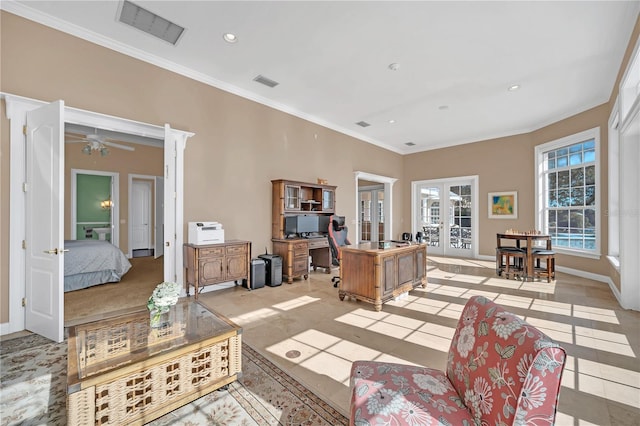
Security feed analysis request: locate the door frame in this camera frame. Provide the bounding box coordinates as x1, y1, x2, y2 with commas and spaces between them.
128, 175, 155, 257
2, 92, 192, 336
354, 171, 397, 242
71, 169, 120, 247
411, 176, 479, 258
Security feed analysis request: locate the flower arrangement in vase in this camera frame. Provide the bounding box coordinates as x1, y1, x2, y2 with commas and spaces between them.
147, 281, 180, 328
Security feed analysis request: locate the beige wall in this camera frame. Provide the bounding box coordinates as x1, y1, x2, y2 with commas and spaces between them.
65, 141, 164, 253
0, 12, 404, 323
404, 105, 610, 276
1, 11, 638, 325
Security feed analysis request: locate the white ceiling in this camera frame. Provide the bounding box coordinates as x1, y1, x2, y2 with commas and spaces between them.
4, 1, 639, 154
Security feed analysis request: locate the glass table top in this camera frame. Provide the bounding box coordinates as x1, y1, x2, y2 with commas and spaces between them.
67, 298, 240, 384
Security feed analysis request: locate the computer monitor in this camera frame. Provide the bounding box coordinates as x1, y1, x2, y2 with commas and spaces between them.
296, 215, 318, 234
318, 215, 330, 234
284, 216, 298, 236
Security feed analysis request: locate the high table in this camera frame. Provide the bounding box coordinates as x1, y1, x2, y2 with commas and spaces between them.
496, 233, 551, 282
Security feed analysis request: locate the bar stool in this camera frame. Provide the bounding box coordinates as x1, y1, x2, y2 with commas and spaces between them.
531, 249, 555, 282
496, 247, 526, 280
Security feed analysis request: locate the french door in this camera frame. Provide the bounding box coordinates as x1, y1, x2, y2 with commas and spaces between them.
413, 177, 478, 257
359, 186, 384, 242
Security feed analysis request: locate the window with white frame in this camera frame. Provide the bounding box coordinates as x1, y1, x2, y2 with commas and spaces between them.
535, 127, 600, 255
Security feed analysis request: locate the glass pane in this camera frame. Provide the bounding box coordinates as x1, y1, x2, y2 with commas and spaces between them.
549, 190, 557, 207
558, 170, 570, 188
548, 158, 556, 169
558, 148, 569, 156
569, 210, 584, 228
585, 209, 596, 228
569, 153, 582, 165
584, 149, 595, 163
548, 172, 557, 190
583, 139, 595, 149
569, 143, 583, 153
571, 168, 584, 186
557, 210, 569, 227
461, 185, 471, 195
585, 165, 596, 185
571, 187, 584, 206
558, 189, 571, 206
585, 186, 595, 205
548, 210, 556, 228
557, 156, 568, 167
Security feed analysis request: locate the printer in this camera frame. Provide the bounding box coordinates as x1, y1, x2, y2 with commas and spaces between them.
188, 222, 225, 245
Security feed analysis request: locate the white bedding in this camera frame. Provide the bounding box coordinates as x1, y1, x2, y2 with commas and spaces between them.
64, 240, 132, 292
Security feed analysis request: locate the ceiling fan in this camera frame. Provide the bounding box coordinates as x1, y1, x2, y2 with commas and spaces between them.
65, 132, 136, 156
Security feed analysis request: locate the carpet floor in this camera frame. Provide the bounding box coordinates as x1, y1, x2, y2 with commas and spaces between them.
0, 333, 348, 425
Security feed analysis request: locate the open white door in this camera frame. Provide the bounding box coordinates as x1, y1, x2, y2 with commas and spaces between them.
25, 101, 64, 343
154, 176, 164, 259
163, 125, 177, 283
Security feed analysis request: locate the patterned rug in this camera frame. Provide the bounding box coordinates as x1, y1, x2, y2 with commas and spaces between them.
0, 333, 348, 426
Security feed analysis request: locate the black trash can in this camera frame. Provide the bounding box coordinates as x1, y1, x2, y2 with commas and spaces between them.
258, 254, 283, 287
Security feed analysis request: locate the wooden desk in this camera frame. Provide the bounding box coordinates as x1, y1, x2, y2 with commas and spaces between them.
339, 242, 427, 311
496, 233, 551, 281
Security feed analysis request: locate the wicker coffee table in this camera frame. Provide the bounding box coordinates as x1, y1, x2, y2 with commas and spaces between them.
66, 299, 242, 425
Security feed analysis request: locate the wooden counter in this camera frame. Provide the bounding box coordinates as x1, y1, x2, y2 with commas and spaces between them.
338, 242, 427, 311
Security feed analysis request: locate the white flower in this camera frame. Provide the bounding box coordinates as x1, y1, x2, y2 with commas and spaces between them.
147, 281, 180, 312
412, 373, 448, 395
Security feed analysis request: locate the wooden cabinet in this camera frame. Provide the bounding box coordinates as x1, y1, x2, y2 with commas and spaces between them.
272, 239, 309, 283
272, 179, 337, 239
184, 240, 251, 298
271, 179, 337, 283
339, 242, 427, 311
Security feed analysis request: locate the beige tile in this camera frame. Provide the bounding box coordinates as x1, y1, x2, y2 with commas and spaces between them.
139, 256, 640, 423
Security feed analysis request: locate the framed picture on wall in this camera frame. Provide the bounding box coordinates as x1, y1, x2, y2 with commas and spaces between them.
488, 191, 517, 219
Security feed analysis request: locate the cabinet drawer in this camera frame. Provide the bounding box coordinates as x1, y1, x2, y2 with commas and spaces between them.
226, 245, 247, 256
199, 247, 224, 257
307, 238, 328, 249
292, 241, 308, 251
293, 258, 308, 274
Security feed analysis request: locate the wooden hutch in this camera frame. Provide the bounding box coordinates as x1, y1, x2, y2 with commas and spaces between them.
271, 179, 336, 283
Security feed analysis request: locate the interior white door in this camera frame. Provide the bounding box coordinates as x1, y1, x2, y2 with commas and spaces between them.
163, 125, 177, 283
25, 100, 65, 343
131, 181, 151, 250
154, 176, 164, 259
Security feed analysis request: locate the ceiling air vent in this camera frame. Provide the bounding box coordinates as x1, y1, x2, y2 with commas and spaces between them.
119, 0, 185, 45
356, 121, 371, 128
405, 142, 416, 146
253, 75, 279, 88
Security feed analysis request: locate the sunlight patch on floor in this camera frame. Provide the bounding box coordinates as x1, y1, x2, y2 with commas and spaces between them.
229, 307, 279, 325
266, 329, 417, 387
386, 294, 465, 319
334, 309, 455, 353
562, 356, 640, 409
272, 295, 321, 311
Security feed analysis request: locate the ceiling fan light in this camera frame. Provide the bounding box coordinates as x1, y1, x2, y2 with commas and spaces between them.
82, 144, 92, 155
100, 147, 109, 157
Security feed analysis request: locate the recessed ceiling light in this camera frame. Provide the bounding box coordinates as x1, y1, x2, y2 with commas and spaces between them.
223, 33, 238, 43
438, 105, 449, 110
388, 119, 396, 124
388, 63, 400, 71
405, 142, 415, 147
508, 84, 520, 91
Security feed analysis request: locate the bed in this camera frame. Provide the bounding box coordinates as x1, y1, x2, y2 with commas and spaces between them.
64, 240, 132, 292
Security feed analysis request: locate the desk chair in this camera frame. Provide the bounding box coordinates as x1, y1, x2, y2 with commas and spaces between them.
328, 215, 350, 288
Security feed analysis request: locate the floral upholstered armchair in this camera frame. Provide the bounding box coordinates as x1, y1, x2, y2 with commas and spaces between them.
349, 295, 566, 426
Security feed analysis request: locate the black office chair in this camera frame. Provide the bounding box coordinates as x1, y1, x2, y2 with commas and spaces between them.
328, 215, 351, 288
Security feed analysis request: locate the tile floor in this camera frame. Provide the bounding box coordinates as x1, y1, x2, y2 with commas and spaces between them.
197, 255, 640, 426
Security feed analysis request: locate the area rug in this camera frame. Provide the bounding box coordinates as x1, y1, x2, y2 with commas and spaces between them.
0, 333, 348, 426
